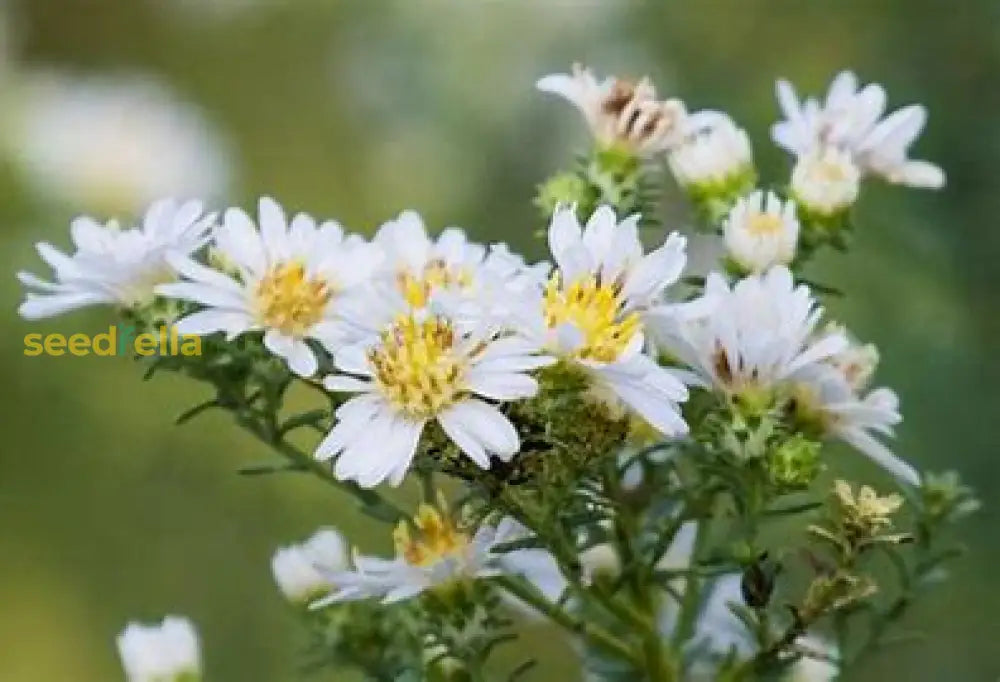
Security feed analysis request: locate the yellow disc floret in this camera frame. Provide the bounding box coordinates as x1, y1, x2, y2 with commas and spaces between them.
393, 504, 470, 567
543, 273, 641, 363
369, 314, 467, 418
397, 258, 474, 308
255, 261, 332, 336
746, 211, 785, 237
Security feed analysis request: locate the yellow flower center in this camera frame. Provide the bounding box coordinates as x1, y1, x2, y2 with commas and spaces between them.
543, 273, 641, 363
369, 314, 467, 418
746, 211, 785, 237
815, 159, 849, 183
255, 262, 332, 336
397, 259, 474, 308
393, 504, 470, 567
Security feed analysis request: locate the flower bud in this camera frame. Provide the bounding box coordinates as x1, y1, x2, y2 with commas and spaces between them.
791, 146, 860, 218
271, 527, 348, 603
921, 471, 981, 523
832, 480, 903, 540
668, 114, 754, 202
767, 435, 822, 490
116, 616, 201, 682
534, 172, 593, 218
580, 542, 621, 583
537, 65, 687, 156
723, 190, 799, 274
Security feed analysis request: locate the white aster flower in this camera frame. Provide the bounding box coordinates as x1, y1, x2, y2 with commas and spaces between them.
312, 508, 547, 606
316, 307, 552, 487
520, 204, 691, 436
117, 616, 201, 682
18, 199, 214, 320
271, 527, 349, 603
157, 197, 382, 377
4, 72, 231, 214
370, 211, 548, 327
790, 145, 861, 216
668, 112, 754, 193
537, 64, 687, 155
723, 190, 800, 273
651, 266, 848, 396
791, 339, 916, 486
772, 70, 945, 189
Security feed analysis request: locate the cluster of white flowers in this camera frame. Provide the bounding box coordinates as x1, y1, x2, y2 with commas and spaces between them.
652, 266, 915, 485
538, 66, 943, 274
16, 63, 952, 682
18, 190, 915, 490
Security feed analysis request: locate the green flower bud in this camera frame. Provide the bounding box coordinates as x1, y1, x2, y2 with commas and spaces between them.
767, 435, 822, 490
921, 471, 981, 523
534, 171, 594, 218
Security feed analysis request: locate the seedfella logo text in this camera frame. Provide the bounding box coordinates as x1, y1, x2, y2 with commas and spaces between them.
24, 325, 202, 357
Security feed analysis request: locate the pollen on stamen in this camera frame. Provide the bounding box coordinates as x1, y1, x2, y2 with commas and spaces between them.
543, 273, 641, 363
746, 212, 786, 237
397, 259, 474, 308
254, 261, 332, 336
392, 504, 469, 567
370, 314, 467, 418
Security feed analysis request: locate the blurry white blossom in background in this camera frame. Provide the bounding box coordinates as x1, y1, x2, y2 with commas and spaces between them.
1, 72, 232, 215
117, 616, 201, 682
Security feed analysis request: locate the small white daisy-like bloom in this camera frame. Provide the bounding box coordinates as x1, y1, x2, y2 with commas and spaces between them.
723, 190, 800, 273
271, 527, 349, 603
116, 616, 201, 682
18, 199, 214, 320
3, 72, 231, 214
369, 211, 548, 328
668, 112, 753, 192
791, 338, 917, 486
790, 145, 861, 216
520, 204, 691, 436
374, 211, 485, 310
316, 305, 552, 487
157, 197, 382, 377
651, 266, 848, 397
312, 507, 545, 606
772, 70, 945, 189
537, 64, 687, 155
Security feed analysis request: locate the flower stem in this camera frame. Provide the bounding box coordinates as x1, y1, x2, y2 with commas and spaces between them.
495, 576, 639, 666
234, 412, 405, 521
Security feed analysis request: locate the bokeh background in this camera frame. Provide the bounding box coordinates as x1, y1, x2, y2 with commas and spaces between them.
2, 1, 998, 680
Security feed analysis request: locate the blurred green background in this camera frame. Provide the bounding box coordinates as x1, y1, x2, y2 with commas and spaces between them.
2, 1, 998, 680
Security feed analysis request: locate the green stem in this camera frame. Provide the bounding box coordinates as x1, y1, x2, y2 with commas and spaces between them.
495, 576, 639, 666
234, 413, 405, 521
671, 520, 708, 649
602, 463, 676, 681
